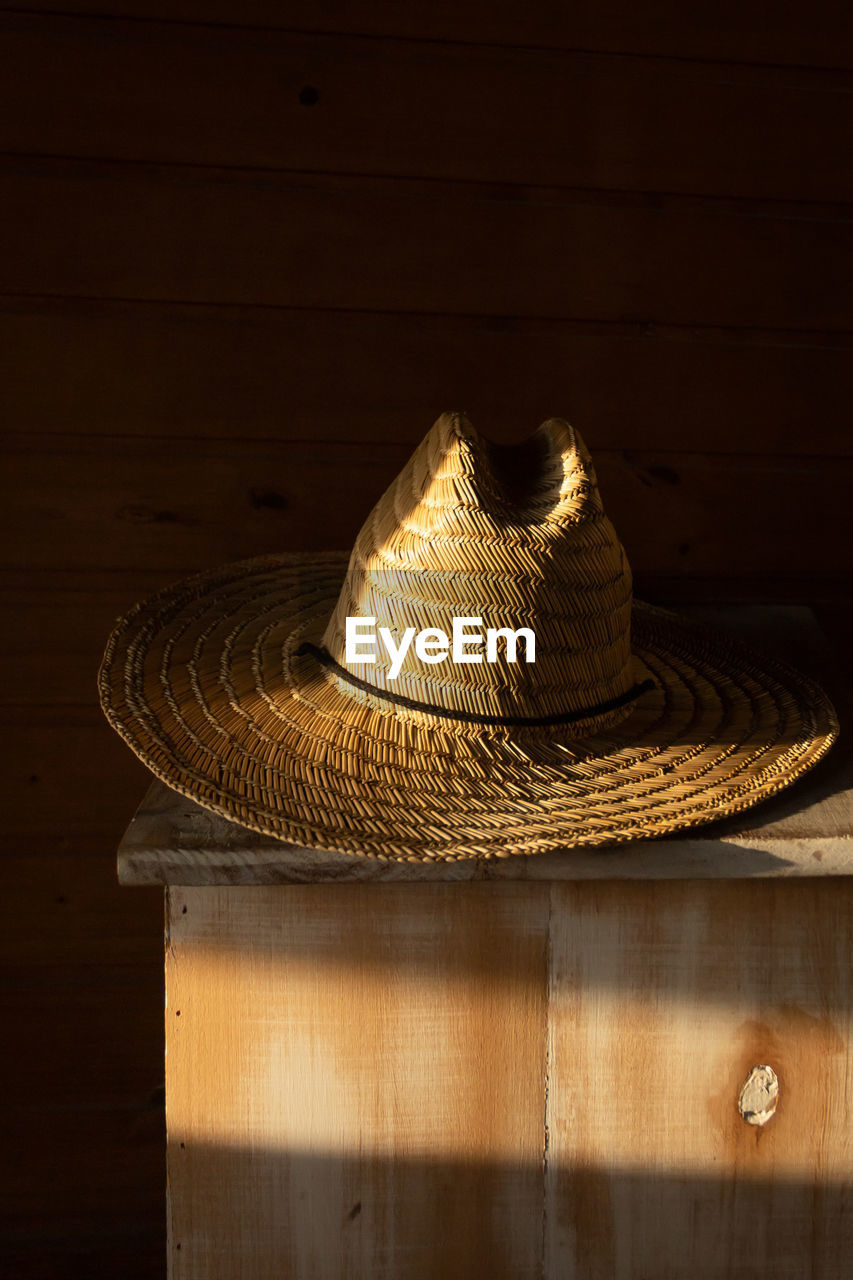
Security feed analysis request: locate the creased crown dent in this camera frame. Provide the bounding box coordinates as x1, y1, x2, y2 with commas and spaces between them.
322, 412, 636, 731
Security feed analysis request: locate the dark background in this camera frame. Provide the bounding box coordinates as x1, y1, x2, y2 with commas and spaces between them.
1, 3, 852, 1276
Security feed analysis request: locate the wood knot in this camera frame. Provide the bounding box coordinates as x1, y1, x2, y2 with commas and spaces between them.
738, 1064, 779, 1126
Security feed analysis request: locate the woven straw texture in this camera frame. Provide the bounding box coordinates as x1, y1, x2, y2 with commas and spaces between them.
99, 413, 838, 861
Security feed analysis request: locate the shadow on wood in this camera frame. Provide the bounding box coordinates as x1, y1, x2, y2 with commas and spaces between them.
166, 1143, 853, 1278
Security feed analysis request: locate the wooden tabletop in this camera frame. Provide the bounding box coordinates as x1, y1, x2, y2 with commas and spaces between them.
116, 606, 852, 886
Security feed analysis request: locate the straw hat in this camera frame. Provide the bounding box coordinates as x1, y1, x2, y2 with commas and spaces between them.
99, 412, 838, 861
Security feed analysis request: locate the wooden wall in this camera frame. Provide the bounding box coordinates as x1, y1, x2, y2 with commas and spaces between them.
1, 4, 851, 1275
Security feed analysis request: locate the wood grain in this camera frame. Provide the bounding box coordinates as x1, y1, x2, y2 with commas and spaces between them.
0, 852, 162, 965
4, 4, 850, 1276
119, 749, 853, 883
3, 158, 850, 329
1, 1102, 164, 1275
5, 434, 850, 578
166, 883, 550, 1279
3, 0, 851, 70
0, 853, 164, 1278
165, 878, 853, 1276
0, 718, 152, 851
2, 14, 852, 201
0, 577, 170, 706
545, 879, 853, 1277
5, 297, 852, 455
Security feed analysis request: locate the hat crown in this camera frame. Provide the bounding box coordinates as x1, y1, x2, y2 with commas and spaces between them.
322, 412, 635, 733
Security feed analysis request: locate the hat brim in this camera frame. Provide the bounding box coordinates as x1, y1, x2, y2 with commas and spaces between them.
99, 552, 839, 861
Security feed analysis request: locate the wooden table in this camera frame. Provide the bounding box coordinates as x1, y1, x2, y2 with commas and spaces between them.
117, 608, 853, 1280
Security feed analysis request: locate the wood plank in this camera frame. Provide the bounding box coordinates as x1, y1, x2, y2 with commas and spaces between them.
0, 853, 162, 967
0, 719, 152, 851
0, 578, 177, 707
3, 158, 851, 329
545, 878, 853, 1276
0, 1226, 163, 1280
115, 596, 851, 884
166, 883, 550, 1278
0, 1105, 164, 1265
114, 608, 850, 886
4, 297, 852, 455
2, 572, 850, 713
2, 962, 162, 1104
120, 747, 853, 882
0, 853, 164, 1272
3, 434, 851, 578
4, 1, 852, 71
1, 600, 847, 853
2, 602, 845, 850
2, 15, 852, 201
163, 878, 853, 1275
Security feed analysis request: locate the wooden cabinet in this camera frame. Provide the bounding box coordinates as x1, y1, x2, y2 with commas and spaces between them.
117, 610, 853, 1279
